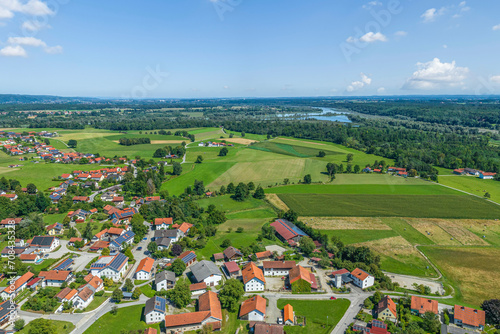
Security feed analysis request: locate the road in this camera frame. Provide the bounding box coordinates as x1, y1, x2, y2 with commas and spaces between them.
89, 185, 122, 203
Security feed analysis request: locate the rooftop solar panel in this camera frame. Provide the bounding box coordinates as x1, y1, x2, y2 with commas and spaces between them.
182, 252, 196, 264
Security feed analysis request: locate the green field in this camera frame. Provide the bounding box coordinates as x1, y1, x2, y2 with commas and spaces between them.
267, 184, 460, 195
279, 194, 500, 219
248, 141, 344, 158
83, 305, 160, 334
439, 176, 500, 204
276, 299, 350, 334
19, 320, 75, 334
321, 229, 399, 245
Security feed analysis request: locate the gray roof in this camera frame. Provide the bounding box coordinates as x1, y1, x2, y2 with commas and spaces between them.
154, 229, 179, 239
155, 270, 175, 285
144, 296, 166, 315
191, 260, 221, 282
156, 238, 171, 248
441, 325, 470, 334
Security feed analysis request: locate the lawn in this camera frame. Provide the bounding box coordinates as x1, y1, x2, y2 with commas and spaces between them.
197, 195, 269, 213
226, 208, 276, 219
439, 175, 500, 204
18, 320, 75, 334
320, 229, 399, 245
420, 246, 500, 307
83, 304, 160, 334
83, 294, 110, 312
139, 283, 156, 298
276, 299, 350, 334
278, 194, 500, 219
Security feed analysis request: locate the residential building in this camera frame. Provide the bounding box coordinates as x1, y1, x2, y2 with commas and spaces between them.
191, 260, 222, 287
453, 305, 485, 330
239, 295, 266, 321
155, 271, 175, 291
283, 304, 294, 325
154, 229, 181, 243
46, 223, 64, 235
479, 172, 496, 180
144, 296, 167, 324
73, 286, 94, 310
56, 287, 78, 303
288, 265, 318, 291
377, 296, 397, 322
270, 219, 308, 243
263, 261, 296, 277
350, 268, 374, 289
38, 270, 74, 287
190, 282, 207, 296
411, 296, 438, 316
135, 257, 155, 280
29, 236, 59, 251
89, 253, 129, 281
353, 319, 391, 334
178, 251, 197, 267
331, 268, 352, 288
223, 246, 243, 261
109, 230, 135, 251
224, 261, 240, 278
242, 262, 266, 292
153, 218, 173, 230
0, 272, 33, 299
253, 322, 284, 334
0, 300, 17, 326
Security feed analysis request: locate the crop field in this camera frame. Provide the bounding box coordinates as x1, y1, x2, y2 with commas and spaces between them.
248, 141, 344, 158
321, 229, 399, 245
267, 184, 460, 195
303, 217, 393, 230
439, 175, 500, 204
421, 247, 500, 306
278, 194, 500, 219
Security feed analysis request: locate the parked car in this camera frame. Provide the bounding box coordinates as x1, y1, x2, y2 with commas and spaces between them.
137, 247, 142, 251
330, 296, 337, 300
277, 317, 283, 324
143, 237, 147, 241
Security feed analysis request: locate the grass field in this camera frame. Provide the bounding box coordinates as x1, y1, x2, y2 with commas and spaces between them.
421, 247, 500, 306
248, 141, 344, 158
266, 184, 460, 195
439, 176, 500, 204
278, 194, 500, 219
320, 229, 399, 245
83, 304, 160, 334
19, 320, 75, 334
276, 299, 350, 334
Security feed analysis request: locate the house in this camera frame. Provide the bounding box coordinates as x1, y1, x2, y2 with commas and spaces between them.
46, 223, 64, 235
89, 240, 109, 252
0, 218, 22, 226
377, 296, 397, 322
223, 246, 243, 261
164, 291, 222, 333
156, 237, 172, 250
1, 247, 26, 258
288, 265, 318, 291
19, 254, 40, 263
144, 296, 167, 324
331, 268, 352, 288
242, 262, 266, 292
453, 169, 465, 175
109, 230, 135, 251
135, 257, 155, 280
263, 261, 297, 277
190, 282, 207, 296
213, 252, 224, 262
153, 218, 173, 230
73, 286, 94, 310
353, 319, 391, 334
155, 271, 175, 291
239, 295, 266, 321
178, 251, 197, 266
176, 222, 193, 237
191, 260, 222, 287
464, 168, 481, 176
0, 193, 17, 201
283, 304, 294, 325
30, 236, 59, 251
479, 172, 496, 180
224, 261, 240, 278
83, 274, 104, 293
68, 237, 87, 247
253, 322, 284, 334
72, 196, 90, 203
38, 270, 74, 287
154, 229, 181, 243
107, 227, 125, 238
411, 296, 438, 316
350, 268, 374, 289
255, 250, 272, 261
0, 272, 33, 299
0, 300, 17, 326
56, 287, 78, 303
143, 329, 158, 334
89, 253, 129, 281
453, 305, 485, 330
110, 207, 138, 222
270, 219, 308, 243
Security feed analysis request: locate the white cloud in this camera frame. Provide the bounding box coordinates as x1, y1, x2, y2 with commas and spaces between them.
360, 32, 387, 43
443, 44, 448, 48
0, 45, 27, 57
347, 73, 372, 92
22, 20, 49, 32
493, 24, 500, 31
403, 58, 469, 90
362, 1, 382, 10
421, 7, 446, 23
1, 36, 62, 57
44, 45, 62, 54
8, 36, 46, 47
490, 76, 500, 83
394, 31, 407, 37
0, 0, 53, 21
223, 85, 229, 90
377, 87, 386, 94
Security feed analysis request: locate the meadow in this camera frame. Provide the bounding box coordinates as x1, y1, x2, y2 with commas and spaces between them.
439, 175, 500, 205
266, 184, 460, 195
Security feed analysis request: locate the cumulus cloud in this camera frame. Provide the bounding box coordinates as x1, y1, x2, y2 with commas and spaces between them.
0, 0, 53, 22
347, 32, 387, 44
421, 7, 447, 23
362, 1, 382, 10
346, 73, 372, 92
0, 36, 62, 57
490, 76, 500, 83
0, 45, 27, 57
403, 58, 469, 90
493, 24, 500, 31
377, 87, 386, 94
22, 20, 49, 32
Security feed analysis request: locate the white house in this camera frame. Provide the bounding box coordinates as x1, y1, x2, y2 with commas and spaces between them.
262, 261, 296, 277
39, 270, 74, 287
144, 296, 166, 324
155, 271, 175, 291
242, 262, 266, 292
239, 295, 267, 322
191, 260, 223, 287
0, 272, 33, 299
479, 172, 496, 180
135, 257, 154, 280
350, 268, 374, 289
90, 253, 129, 281
30, 236, 59, 252
72, 286, 94, 310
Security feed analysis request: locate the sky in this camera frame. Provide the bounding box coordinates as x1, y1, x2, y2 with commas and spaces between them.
0, 0, 500, 98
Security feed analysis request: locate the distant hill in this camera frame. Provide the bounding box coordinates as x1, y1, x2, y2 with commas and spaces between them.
0, 94, 99, 104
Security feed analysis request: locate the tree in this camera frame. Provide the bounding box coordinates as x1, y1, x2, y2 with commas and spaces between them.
172, 244, 183, 256
14, 319, 25, 331
409, 169, 418, 177
172, 162, 182, 176
241, 132, 245, 137
112, 288, 123, 302
167, 278, 191, 308
283, 210, 298, 222
482, 299, 500, 326
132, 287, 141, 299
299, 237, 315, 256
233, 182, 249, 201
420, 311, 441, 334
125, 278, 134, 292
317, 151, 326, 157
24, 318, 56, 334
207, 209, 227, 225
218, 147, 228, 157
110, 305, 118, 315
347, 153, 354, 162
326, 163, 337, 180
68, 139, 77, 148
221, 239, 232, 248
247, 182, 255, 191
101, 247, 110, 256
153, 148, 167, 158
147, 241, 157, 255
170, 259, 187, 276
283, 178, 290, 185
236, 227, 244, 233
83, 222, 93, 241
354, 165, 360, 174
195, 155, 203, 164
485, 192, 491, 199
124, 248, 134, 261
253, 186, 265, 199
226, 182, 235, 193
218, 279, 244, 312
303, 174, 312, 184
26, 183, 37, 194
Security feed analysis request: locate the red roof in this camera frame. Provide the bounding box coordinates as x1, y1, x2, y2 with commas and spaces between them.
189, 282, 207, 291
240, 295, 266, 317
270, 219, 297, 241
331, 268, 349, 276
135, 257, 154, 274
411, 296, 438, 314
351, 268, 371, 281
154, 218, 173, 226
224, 261, 240, 274
454, 305, 485, 328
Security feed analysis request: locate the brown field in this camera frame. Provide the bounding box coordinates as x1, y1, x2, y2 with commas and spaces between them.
266, 193, 289, 212
431, 219, 488, 246
405, 219, 461, 246
302, 217, 391, 230
112, 140, 183, 144
0, 167, 16, 175
357, 236, 424, 259
224, 138, 258, 145
276, 137, 326, 146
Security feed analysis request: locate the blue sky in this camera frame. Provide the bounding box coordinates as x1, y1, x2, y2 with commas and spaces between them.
0, 0, 499, 98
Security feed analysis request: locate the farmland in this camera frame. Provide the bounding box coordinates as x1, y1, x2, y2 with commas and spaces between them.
439, 175, 500, 204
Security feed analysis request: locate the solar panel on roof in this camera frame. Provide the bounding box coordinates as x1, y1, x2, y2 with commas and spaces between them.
182, 252, 196, 264
54, 258, 73, 270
